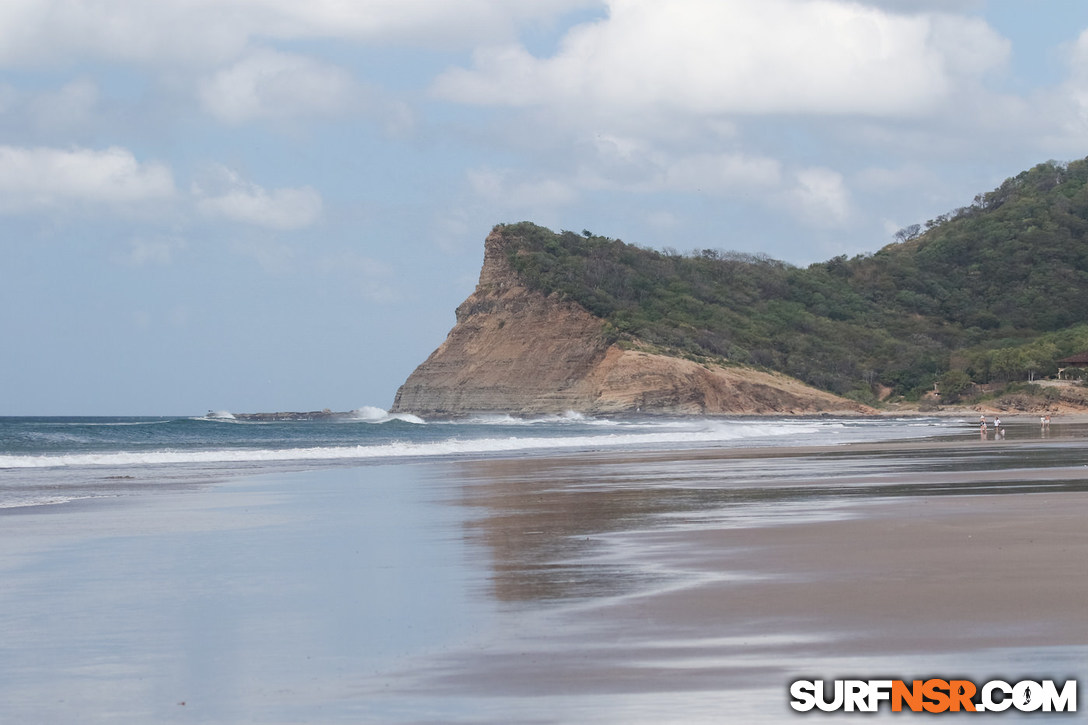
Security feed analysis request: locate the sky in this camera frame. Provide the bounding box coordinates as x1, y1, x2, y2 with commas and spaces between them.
4, 0, 1088, 415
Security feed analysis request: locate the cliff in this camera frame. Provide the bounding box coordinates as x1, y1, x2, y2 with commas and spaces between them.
391, 227, 871, 417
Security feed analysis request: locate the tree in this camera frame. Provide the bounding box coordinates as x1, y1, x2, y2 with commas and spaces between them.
938, 370, 972, 402
1022, 341, 1059, 381
894, 224, 921, 243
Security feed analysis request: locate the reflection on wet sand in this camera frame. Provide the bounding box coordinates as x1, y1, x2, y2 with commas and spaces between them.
455, 426, 1088, 606
455, 456, 687, 602
416, 425, 1088, 719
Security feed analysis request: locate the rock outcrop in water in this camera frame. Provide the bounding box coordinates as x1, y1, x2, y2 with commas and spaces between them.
228, 409, 345, 421
391, 226, 872, 417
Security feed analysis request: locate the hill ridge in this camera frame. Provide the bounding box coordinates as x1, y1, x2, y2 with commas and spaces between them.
394, 155, 1088, 414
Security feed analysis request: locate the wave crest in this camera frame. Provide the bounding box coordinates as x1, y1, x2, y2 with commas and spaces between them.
349, 406, 425, 425
0, 420, 828, 469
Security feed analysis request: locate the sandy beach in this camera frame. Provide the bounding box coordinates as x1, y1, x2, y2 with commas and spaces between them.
1, 417, 1086, 723
416, 492, 1088, 687
377, 423, 1088, 722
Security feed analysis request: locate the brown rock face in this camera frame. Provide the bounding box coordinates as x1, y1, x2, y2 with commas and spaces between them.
391, 227, 871, 417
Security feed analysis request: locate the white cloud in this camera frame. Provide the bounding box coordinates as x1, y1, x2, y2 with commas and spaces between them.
238, 0, 597, 46
927, 13, 1009, 79
467, 167, 579, 209
856, 0, 982, 13
199, 49, 357, 124
657, 153, 782, 195
1005, 28, 1088, 155
468, 144, 849, 232
0, 145, 175, 212
0, 0, 597, 68
881, 218, 907, 238
575, 140, 783, 197
0, 1, 246, 68
28, 78, 100, 133
194, 166, 323, 229
1056, 29, 1088, 137
433, 0, 1008, 117
785, 167, 853, 227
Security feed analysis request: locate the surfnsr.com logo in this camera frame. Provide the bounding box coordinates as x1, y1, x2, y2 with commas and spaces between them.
790, 679, 1077, 713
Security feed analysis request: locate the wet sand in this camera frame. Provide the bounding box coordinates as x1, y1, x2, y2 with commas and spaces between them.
379, 426, 1088, 722
423, 494, 1087, 684
2, 420, 1086, 723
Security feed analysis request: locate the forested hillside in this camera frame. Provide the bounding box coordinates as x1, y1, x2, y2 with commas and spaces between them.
496, 157, 1088, 404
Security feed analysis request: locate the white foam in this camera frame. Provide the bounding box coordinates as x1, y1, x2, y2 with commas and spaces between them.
465, 411, 625, 426
50, 419, 173, 427
0, 494, 92, 509
348, 406, 426, 425
0, 421, 827, 469
0, 416, 948, 472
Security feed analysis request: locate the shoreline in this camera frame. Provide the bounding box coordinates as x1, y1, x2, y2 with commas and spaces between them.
2, 421, 1086, 722
2, 412, 1083, 518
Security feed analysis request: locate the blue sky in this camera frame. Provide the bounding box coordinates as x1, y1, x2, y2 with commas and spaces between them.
4, 0, 1088, 415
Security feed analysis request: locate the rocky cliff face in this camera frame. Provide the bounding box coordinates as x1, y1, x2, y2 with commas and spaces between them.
391, 227, 871, 417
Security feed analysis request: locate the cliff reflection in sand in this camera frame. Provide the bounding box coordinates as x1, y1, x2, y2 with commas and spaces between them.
452, 450, 850, 604
454, 454, 728, 603
452, 432, 1088, 606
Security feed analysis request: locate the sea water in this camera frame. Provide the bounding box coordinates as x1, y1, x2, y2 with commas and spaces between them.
0, 410, 967, 510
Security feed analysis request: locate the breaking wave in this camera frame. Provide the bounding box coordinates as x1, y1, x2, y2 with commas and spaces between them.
349, 406, 426, 424
0, 420, 829, 469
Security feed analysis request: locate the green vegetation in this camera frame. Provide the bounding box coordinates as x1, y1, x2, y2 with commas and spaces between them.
495, 157, 1088, 402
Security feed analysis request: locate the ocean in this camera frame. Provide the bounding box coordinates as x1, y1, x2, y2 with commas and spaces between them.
0, 410, 966, 511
